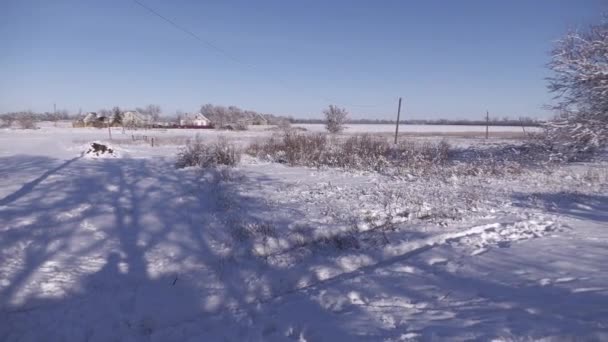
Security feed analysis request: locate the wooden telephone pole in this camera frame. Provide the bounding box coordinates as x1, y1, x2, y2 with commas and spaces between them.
394, 97, 402, 144
485, 110, 489, 139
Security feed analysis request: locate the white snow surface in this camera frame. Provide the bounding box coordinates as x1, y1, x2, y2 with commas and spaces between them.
293, 123, 541, 134
0, 124, 607, 341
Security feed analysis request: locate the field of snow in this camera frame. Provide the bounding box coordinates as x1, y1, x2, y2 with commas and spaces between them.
1, 124, 607, 341
293, 123, 541, 134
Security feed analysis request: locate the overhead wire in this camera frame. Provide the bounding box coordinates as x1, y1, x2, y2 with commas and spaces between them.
131, 0, 387, 110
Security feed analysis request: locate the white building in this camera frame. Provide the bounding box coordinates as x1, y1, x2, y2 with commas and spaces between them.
180, 113, 211, 127
82, 112, 98, 126
122, 111, 152, 127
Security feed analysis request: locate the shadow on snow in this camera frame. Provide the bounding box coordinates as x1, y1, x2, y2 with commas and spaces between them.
512, 191, 608, 223
0, 155, 358, 341
0, 155, 606, 340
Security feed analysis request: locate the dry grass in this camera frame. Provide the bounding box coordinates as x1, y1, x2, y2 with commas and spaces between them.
247, 132, 451, 173
176, 136, 241, 168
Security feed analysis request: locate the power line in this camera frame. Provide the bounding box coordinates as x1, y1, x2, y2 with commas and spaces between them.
132, 0, 253, 68
131, 0, 385, 110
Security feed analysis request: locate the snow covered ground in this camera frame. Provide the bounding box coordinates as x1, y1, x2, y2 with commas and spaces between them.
1, 124, 606, 341
293, 123, 541, 134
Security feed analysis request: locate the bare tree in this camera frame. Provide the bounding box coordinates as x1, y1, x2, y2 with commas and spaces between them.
200, 103, 239, 128
0, 114, 11, 128
137, 104, 162, 122
98, 109, 111, 117
16, 111, 37, 129
47, 109, 69, 126
324, 105, 349, 134
546, 17, 608, 159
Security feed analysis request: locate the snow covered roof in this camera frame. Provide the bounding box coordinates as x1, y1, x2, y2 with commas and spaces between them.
123, 111, 152, 123
193, 113, 210, 121
83, 112, 98, 123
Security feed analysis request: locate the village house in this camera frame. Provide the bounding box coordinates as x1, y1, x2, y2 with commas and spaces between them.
82, 112, 99, 126
122, 111, 152, 127
76, 112, 110, 127
180, 113, 211, 127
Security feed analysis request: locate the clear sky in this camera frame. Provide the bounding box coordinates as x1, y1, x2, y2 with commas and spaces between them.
0, 0, 604, 119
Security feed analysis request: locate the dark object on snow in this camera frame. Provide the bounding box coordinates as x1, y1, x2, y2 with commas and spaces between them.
86, 142, 114, 156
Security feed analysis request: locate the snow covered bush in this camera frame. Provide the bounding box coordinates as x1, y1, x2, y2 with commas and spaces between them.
176, 136, 240, 168
0, 119, 9, 128
277, 119, 291, 130
247, 132, 329, 166
0, 114, 13, 128
248, 132, 453, 173
545, 17, 608, 160
281, 131, 329, 165
333, 135, 391, 171
17, 115, 37, 129
452, 158, 524, 177
393, 139, 451, 171
324, 105, 349, 134
218, 122, 249, 131
447, 145, 537, 178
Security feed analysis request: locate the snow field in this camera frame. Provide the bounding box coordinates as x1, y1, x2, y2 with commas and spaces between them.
0, 124, 607, 341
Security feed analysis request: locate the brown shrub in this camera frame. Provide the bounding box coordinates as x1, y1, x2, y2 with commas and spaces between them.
176, 136, 240, 168
248, 133, 453, 173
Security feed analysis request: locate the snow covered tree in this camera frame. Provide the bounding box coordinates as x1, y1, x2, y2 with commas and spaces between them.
111, 107, 123, 126
324, 105, 349, 134
137, 104, 162, 121
15, 111, 37, 129
546, 17, 608, 159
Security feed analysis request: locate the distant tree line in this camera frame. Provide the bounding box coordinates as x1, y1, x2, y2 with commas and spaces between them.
0, 110, 73, 123
0, 110, 74, 129
1, 105, 543, 129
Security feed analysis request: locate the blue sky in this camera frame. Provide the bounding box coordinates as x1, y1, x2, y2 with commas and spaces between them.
0, 0, 604, 119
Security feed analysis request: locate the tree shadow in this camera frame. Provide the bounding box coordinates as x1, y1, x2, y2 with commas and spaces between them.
512, 191, 608, 223
0, 156, 362, 340
402, 246, 608, 340
0, 155, 81, 206
3, 153, 605, 340
288, 241, 608, 340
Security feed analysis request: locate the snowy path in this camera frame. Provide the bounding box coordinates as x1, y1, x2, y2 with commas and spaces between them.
1, 132, 607, 340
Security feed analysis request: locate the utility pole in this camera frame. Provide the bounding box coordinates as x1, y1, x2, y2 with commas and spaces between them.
485, 110, 489, 139
53, 103, 57, 126
520, 118, 527, 137
394, 97, 402, 144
